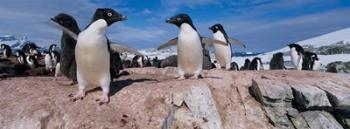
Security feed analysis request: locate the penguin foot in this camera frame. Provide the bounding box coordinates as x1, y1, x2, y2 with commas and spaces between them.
190, 74, 202, 79
96, 92, 109, 105
69, 91, 85, 102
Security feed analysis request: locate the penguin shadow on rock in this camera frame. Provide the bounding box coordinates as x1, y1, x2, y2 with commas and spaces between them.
86, 78, 158, 97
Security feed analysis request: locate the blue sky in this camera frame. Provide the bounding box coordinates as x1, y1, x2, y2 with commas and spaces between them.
0, 0, 350, 52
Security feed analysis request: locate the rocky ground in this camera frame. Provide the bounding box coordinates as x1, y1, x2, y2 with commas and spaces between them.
0, 67, 349, 129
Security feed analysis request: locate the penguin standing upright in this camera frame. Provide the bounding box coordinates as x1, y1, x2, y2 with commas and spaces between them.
209, 24, 245, 70
302, 51, 320, 71
288, 43, 304, 70
270, 52, 284, 70
44, 52, 53, 71
69, 8, 127, 104
157, 13, 227, 79
1, 44, 12, 58
15, 50, 26, 64
312, 56, 321, 71
240, 59, 251, 70
51, 13, 80, 82
249, 57, 263, 71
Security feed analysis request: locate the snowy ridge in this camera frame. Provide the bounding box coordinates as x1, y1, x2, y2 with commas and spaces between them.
268, 27, 350, 55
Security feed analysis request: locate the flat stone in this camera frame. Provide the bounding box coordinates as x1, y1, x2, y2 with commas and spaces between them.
301, 111, 343, 129
289, 83, 332, 109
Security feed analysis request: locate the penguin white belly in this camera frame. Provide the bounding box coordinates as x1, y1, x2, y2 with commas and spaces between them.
44, 54, 53, 70
213, 31, 231, 68
177, 25, 202, 75
290, 48, 299, 68
312, 60, 321, 71
3, 49, 7, 57
75, 32, 110, 86
18, 57, 24, 64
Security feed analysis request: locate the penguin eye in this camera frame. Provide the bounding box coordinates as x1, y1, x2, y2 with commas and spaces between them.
176, 17, 181, 21
107, 12, 113, 17
216, 26, 218, 29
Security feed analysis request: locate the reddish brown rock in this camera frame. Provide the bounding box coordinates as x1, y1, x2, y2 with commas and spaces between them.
0, 68, 349, 129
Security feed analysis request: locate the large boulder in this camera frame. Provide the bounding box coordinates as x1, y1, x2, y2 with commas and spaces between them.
301, 111, 343, 129
1, 68, 350, 129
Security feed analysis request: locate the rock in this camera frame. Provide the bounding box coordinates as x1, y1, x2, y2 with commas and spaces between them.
287, 109, 310, 129
289, 83, 332, 109
250, 79, 295, 128
1, 68, 350, 129
333, 110, 350, 129
326, 61, 350, 74
164, 84, 223, 129
316, 81, 350, 110
250, 79, 294, 106
160, 55, 177, 68
301, 111, 344, 129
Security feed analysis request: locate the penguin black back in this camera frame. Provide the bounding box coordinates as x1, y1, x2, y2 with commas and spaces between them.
51, 13, 81, 81
302, 51, 317, 70
270, 52, 284, 70
241, 59, 251, 70
249, 57, 263, 70
1, 44, 12, 58
230, 62, 239, 71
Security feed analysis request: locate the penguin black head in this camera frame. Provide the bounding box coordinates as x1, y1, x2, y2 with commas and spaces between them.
209, 24, 225, 33
0, 44, 9, 49
288, 43, 304, 53
49, 44, 57, 53
51, 13, 80, 33
166, 13, 196, 30
91, 8, 127, 26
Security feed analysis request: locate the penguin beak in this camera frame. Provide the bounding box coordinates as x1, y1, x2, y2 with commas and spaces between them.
120, 15, 127, 21
209, 26, 213, 30
166, 18, 176, 24
50, 17, 58, 23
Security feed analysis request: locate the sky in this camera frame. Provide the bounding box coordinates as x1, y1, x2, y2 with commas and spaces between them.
0, 0, 350, 52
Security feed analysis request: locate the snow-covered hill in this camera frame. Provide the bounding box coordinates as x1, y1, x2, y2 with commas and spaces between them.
267, 28, 350, 55
234, 28, 350, 69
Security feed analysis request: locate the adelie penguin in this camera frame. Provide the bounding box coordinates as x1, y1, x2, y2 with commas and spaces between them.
302, 51, 320, 71
1, 44, 12, 58
240, 59, 251, 70
51, 13, 140, 81
249, 57, 263, 71
209, 24, 246, 70
52, 8, 128, 104
157, 13, 227, 79
270, 52, 284, 70
15, 50, 26, 64
288, 43, 304, 70
51, 13, 80, 83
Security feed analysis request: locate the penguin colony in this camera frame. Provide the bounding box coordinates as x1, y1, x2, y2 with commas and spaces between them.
0, 9, 323, 104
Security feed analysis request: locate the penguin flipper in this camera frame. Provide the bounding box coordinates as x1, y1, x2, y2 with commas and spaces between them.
201, 37, 227, 49
110, 43, 143, 56
228, 37, 246, 48
157, 37, 178, 50
49, 20, 78, 40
